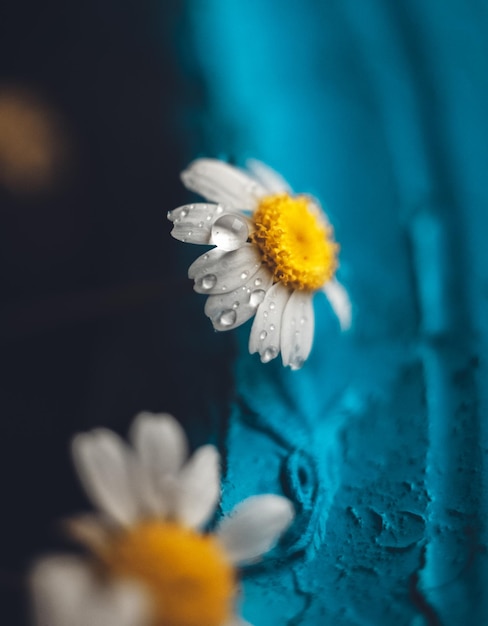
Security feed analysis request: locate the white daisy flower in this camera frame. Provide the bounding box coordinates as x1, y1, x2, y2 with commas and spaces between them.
30, 412, 294, 626
168, 158, 351, 369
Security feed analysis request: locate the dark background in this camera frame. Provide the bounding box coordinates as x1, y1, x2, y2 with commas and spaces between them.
0, 2, 234, 623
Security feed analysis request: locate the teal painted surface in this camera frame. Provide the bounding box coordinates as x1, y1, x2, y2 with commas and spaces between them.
186, 1, 488, 623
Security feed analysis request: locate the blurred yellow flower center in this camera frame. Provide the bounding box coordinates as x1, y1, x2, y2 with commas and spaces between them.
252, 193, 338, 290
102, 520, 235, 626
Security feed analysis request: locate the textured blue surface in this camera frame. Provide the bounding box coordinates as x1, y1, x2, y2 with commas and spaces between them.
185, 1, 488, 624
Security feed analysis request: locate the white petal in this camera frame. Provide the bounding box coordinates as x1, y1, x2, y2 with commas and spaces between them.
189, 244, 262, 295
64, 514, 109, 551
216, 495, 294, 565
30, 555, 92, 626
204, 266, 273, 332
181, 159, 266, 210
280, 290, 315, 370
168, 202, 223, 244
173, 445, 220, 528
246, 159, 292, 194
72, 429, 139, 526
31, 556, 149, 626
30, 556, 148, 626
130, 412, 188, 477
248, 282, 291, 363
323, 278, 352, 330
88, 580, 149, 626
129, 412, 189, 515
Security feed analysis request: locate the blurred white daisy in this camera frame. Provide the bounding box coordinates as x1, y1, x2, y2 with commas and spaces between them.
168, 158, 351, 369
30, 412, 294, 626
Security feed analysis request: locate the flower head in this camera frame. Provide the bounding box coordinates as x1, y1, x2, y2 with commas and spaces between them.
30, 412, 294, 626
168, 158, 351, 369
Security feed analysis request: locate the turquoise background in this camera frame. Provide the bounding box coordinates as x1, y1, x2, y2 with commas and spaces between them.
187, 1, 488, 624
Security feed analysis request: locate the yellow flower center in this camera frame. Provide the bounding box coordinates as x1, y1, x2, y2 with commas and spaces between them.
251, 193, 338, 291
101, 520, 236, 626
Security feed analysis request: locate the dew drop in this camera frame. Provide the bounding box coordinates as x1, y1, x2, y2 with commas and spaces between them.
198, 221, 204, 228
254, 277, 262, 287
188, 231, 192, 237
206, 214, 212, 221
240, 271, 249, 280
269, 324, 275, 331
269, 301, 276, 310
203, 254, 209, 261
263, 311, 268, 319
200, 274, 217, 290
189, 204, 195, 210
201, 204, 206, 210
300, 317, 307, 325
290, 357, 305, 370
217, 309, 237, 327
210, 214, 249, 251
221, 285, 228, 292
180, 209, 188, 218
259, 330, 267, 340
261, 346, 278, 363
232, 301, 240, 309
250, 289, 266, 307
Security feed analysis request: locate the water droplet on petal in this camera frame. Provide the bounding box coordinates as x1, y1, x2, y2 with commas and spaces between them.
269, 324, 275, 331
262, 346, 278, 363
232, 301, 240, 309
211, 214, 249, 251
189, 204, 195, 210
263, 311, 268, 319
240, 271, 249, 280
217, 309, 237, 327
188, 231, 192, 237
198, 221, 204, 228
199, 274, 217, 290
259, 330, 267, 340
206, 215, 212, 221
216, 205, 223, 214
254, 277, 262, 287
203, 254, 209, 261
221, 285, 228, 292
269, 301, 276, 310
290, 356, 305, 370
300, 317, 307, 325
250, 289, 266, 307
180, 209, 188, 218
